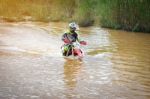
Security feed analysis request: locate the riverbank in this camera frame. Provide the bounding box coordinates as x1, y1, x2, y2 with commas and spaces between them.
0, 0, 150, 33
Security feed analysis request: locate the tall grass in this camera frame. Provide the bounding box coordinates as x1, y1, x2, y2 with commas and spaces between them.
73, 0, 95, 26
95, 0, 150, 32
95, 0, 120, 28
0, 0, 51, 21
0, 0, 149, 32
48, 0, 76, 21
116, 0, 150, 32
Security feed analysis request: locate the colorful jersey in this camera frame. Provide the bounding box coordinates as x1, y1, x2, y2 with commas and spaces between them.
62, 31, 79, 43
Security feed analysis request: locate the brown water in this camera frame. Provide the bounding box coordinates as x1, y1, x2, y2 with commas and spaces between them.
0, 22, 150, 99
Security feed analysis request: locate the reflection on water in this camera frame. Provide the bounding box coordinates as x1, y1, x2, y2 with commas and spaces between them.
0, 22, 150, 99
63, 59, 83, 89
63, 59, 83, 99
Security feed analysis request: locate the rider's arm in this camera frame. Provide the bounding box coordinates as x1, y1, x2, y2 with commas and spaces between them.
76, 32, 87, 45
76, 33, 81, 42
62, 33, 71, 43
61, 33, 66, 41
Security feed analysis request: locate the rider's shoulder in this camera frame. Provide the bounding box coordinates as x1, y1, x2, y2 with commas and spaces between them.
63, 30, 69, 34
63, 30, 68, 34
63, 30, 78, 35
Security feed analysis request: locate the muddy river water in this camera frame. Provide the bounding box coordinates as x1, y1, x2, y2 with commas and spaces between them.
0, 22, 150, 99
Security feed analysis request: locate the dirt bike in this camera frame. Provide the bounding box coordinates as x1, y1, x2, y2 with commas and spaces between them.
61, 41, 87, 59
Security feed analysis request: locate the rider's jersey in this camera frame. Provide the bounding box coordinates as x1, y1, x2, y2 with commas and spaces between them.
62, 31, 79, 43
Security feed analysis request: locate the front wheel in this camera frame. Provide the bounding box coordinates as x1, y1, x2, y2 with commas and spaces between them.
73, 49, 83, 58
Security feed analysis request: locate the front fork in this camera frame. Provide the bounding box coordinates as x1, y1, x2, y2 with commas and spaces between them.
73, 48, 83, 58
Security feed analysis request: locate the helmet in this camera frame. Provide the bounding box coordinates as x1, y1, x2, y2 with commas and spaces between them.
69, 22, 78, 30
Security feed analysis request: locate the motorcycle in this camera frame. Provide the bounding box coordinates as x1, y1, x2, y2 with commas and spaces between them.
61, 41, 87, 59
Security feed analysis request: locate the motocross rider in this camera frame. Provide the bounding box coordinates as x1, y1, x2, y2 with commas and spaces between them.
61, 22, 80, 56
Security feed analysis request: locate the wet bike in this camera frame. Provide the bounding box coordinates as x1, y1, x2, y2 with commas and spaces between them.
61, 41, 87, 59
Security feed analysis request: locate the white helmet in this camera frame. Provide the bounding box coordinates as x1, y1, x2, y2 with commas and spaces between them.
69, 22, 79, 30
